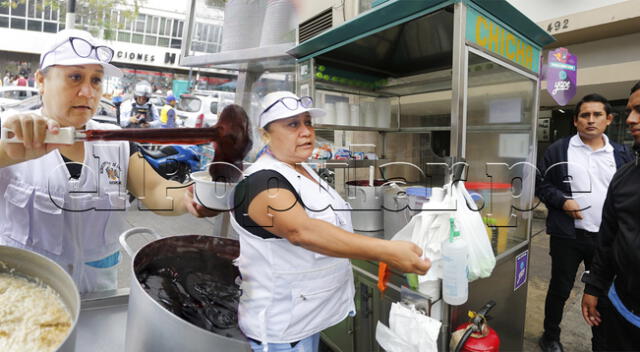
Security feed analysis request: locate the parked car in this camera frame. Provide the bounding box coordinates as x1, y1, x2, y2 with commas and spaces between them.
150, 94, 165, 108
0, 95, 118, 125
176, 91, 235, 128
0, 86, 39, 107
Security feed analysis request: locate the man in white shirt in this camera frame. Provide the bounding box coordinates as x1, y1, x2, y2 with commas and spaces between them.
535, 94, 633, 352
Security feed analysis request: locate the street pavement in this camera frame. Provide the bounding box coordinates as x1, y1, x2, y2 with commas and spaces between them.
118, 205, 591, 352
523, 218, 591, 352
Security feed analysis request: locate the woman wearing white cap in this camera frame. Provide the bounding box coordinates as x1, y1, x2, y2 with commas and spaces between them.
0, 29, 209, 293
229, 91, 430, 351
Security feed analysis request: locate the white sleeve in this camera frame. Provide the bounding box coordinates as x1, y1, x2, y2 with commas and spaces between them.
119, 101, 132, 127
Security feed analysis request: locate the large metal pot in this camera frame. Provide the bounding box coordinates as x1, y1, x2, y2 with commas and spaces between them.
0, 245, 80, 352
382, 183, 412, 240
345, 179, 386, 232
120, 228, 250, 352
383, 185, 432, 240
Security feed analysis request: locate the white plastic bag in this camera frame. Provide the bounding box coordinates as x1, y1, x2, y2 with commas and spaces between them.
375, 302, 441, 352
391, 183, 495, 283
452, 182, 496, 281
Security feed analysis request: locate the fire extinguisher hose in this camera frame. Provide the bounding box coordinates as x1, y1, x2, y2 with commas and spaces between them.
454, 326, 474, 352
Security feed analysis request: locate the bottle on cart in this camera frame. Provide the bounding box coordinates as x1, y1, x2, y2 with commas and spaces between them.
442, 217, 468, 305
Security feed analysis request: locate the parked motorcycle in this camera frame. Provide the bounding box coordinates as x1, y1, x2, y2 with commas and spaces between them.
137, 143, 202, 183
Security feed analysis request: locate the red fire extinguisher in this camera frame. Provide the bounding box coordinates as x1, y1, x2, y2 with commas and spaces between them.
450, 300, 500, 352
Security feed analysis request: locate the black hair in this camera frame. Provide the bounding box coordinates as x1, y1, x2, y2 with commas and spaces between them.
574, 93, 611, 120
631, 81, 640, 95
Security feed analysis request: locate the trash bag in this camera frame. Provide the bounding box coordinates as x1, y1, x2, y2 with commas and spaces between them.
375, 302, 440, 352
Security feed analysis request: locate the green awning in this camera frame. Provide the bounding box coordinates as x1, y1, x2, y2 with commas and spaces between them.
288, 0, 554, 65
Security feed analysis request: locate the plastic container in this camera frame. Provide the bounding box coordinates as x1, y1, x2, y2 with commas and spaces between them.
406, 187, 431, 210
442, 218, 468, 306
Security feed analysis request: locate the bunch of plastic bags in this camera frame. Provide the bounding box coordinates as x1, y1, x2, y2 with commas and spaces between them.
376, 302, 441, 352
391, 181, 496, 283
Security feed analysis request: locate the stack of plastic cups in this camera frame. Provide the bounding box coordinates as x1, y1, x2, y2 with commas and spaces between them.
376, 98, 391, 128
221, 0, 265, 51
335, 101, 350, 126
323, 102, 336, 125
361, 101, 376, 127
259, 0, 296, 46
350, 104, 360, 126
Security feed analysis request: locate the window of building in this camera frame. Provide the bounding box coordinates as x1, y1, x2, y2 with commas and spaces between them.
144, 35, 157, 46
158, 37, 170, 47
146, 15, 158, 34
12, 1, 26, 17
27, 20, 42, 31
0, 4, 8, 15
0, 16, 8, 27
28, 0, 43, 19
159, 17, 168, 36
118, 31, 131, 42
171, 19, 183, 38
134, 14, 145, 33
10, 18, 25, 29
132, 33, 144, 44
170, 38, 181, 49
43, 21, 57, 33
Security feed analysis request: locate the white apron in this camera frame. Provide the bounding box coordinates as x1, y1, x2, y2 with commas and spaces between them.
0, 119, 130, 293
231, 155, 356, 344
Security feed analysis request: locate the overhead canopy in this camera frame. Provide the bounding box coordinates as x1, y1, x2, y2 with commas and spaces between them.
288, 0, 554, 77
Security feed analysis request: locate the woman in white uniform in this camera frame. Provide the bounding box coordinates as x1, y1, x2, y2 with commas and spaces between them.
228, 91, 431, 352
0, 29, 207, 293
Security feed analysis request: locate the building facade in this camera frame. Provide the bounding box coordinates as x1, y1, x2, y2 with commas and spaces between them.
0, 0, 233, 95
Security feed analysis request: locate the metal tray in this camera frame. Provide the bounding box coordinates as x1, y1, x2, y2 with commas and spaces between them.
76, 288, 130, 352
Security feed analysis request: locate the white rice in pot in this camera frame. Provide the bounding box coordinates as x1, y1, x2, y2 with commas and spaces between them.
0, 271, 72, 352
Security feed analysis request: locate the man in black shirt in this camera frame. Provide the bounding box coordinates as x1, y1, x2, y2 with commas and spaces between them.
581, 81, 640, 351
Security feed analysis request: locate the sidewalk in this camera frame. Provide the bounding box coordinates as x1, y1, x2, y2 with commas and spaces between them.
522, 218, 591, 351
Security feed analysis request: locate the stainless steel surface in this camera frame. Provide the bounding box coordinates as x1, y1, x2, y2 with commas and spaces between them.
0, 245, 80, 352
308, 159, 390, 169
123, 234, 250, 352
180, 43, 294, 70
346, 182, 384, 232
450, 246, 531, 351
76, 289, 129, 352
382, 184, 412, 240
449, 2, 468, 160
321, 260, 441, 352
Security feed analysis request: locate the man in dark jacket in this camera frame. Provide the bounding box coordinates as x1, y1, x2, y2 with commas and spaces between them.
581, 82, 640, 351
535, 93, 633, 352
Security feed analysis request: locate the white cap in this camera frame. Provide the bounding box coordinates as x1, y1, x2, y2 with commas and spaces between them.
259, 91, 325, 128
39, 29, 122, 77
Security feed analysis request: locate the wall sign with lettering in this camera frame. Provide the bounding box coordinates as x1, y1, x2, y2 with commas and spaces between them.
465, 7, 541, 74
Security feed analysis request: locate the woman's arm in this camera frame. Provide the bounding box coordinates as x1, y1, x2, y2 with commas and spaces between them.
127, 153, 221, 217
127, 152, 188, 215
247, 187, 430, 274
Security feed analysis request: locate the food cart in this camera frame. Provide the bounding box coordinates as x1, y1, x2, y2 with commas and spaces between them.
179, 0, 554, 351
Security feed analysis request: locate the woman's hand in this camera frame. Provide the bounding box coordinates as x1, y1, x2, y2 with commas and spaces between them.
581, 293, 601, 326
383, 240, 431, 275
183, 185, 221, 218
1, 112, 62, 162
